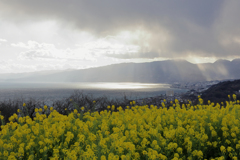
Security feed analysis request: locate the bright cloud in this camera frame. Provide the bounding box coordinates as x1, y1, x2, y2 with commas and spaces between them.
0, 38, 7, 42
11, 41, 54, 49
0, 38, 7, 45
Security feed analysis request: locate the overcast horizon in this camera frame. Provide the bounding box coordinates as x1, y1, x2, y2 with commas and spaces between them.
1, 0, 240, 73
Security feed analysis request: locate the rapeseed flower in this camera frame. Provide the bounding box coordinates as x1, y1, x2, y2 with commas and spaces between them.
1, 95, 240, 159
220, 146, 226, 153
44, 105, 48, 110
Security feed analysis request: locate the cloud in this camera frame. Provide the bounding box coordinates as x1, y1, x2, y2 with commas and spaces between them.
0, 38, 7, 45
1, 0, 240, 60
0, 60, 36, 73
16, 41, 97, 61
0, 38, 7, 42
75, 34, 141, 57
105, 52, 160, 59
0, 60, 83, 73
0, 1, 223, 32
14, 41, 61, 60
11, 41, 55, 50
19, 50, 55, 60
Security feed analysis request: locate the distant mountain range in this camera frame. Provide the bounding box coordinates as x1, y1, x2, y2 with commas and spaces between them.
1, 59, 240, 83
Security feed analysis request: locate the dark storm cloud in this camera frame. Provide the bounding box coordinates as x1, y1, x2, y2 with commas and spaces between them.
1, 0, 239, 59
0, 0, 222, 32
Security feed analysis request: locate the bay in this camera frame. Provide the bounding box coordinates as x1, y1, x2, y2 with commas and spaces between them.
0, 82, 187, 104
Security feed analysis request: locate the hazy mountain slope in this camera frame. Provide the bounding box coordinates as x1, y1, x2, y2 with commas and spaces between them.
197, 59, 240, 81
0, 70, 67, 81
3, 60, 206, 83
2, 59, 240, 83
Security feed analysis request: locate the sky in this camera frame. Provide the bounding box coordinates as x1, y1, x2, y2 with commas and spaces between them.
0, 0, 240, 73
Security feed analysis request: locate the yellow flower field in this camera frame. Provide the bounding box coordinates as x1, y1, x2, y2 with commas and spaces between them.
0, 95, 240, 160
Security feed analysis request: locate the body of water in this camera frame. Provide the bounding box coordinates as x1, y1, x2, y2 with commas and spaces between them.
0, 82, 188, 104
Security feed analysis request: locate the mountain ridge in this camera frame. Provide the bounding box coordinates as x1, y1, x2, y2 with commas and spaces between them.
1, 59, 240, 83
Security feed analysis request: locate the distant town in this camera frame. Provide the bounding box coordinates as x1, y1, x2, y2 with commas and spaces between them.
135, 79, 240, 105
170, 80, 222, 92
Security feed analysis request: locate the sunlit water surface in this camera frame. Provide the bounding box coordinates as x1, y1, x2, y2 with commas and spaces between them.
0, 82, 187, 105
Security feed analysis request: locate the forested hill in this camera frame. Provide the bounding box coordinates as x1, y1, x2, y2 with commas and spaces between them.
201, 79, 240, 103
